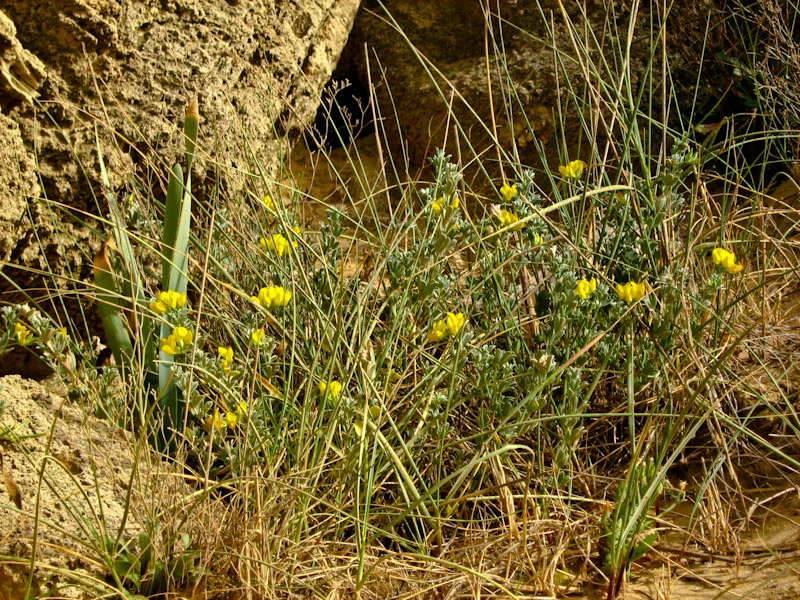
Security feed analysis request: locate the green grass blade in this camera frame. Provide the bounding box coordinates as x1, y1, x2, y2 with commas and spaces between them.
161, 163, 185, 292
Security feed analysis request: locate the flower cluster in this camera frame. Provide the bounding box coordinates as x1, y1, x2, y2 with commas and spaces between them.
559, 159, 587, 179
251, 328, 265, 346
500, 182, 517, 201
432, 195, 460, 215
616, 281, 647, 305
427, 312, 466, 342
161, 326, 193, 356
218, 345, 233, 371
574, 277, 597, 300
14, 322, 30, 345
251, 286, 292, 309
207, 401, 248, 430
497, 208, 525, 230
318, 380, 342, 399
149, 290, 187, 315
260, 227, 300, 257
712, 247, 743, 274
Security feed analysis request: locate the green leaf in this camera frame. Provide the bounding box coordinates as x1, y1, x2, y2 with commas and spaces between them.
630, 532, 657, 562
167, 172, 192, 296
114, 553, 141, 587
139, 532, 152, 573
161, 164, 185, 292
94, 240, 134, 375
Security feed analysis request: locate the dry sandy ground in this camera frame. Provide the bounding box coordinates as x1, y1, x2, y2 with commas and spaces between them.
2, 353, 800, 599
0, 374, 149, 599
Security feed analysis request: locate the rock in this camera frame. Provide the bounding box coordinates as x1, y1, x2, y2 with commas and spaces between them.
336, 1, 579, 173
0, 9, 46, 105
0, 112, 38, 265
338, 1, 715, 176
0, 0, 361, 328
0, 375, 144, 598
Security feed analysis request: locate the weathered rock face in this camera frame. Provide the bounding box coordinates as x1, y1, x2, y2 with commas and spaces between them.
0, 0, 360, 301
0, 375, 138, 597
0, 374, 203, 599
335, 0, 582, 174
337, 1, 719, 176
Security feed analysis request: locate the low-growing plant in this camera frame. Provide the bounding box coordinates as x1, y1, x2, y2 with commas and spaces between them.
1, 1, 799, 598
105, 524, 201, 598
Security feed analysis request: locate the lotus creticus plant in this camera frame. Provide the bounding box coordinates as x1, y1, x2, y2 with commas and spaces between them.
251, 286, 292, 309
427, 312, 466, 342
218, 346, 233, 371
260, 227, 301, 257
432, 195, 460, 215
497, 208, 526, 230
161, 326, 193, 356
149, 290, 187, 315
318, 380, 343, 399
712, 247, 744, 274
616, 281, 647, 306
14, 322, 29, 345
500, 182, 518, 201
574, 277, 597, 300
558, 159, 587, 179
250, 328, 265, 347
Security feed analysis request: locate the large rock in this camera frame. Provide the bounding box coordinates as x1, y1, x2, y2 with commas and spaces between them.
0, 0, 360, 307
0, 112, 38, 264
338, 1, 719, 176
0, 376, 142, 597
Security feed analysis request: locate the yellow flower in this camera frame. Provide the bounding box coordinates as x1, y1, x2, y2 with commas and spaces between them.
251, 286, 292, 309
218, 346, 233, 370
149, 290, 187, 315
427, 312, 466, 342
445, 311, 465, 335
206, 408, 226, 429
712, 247, 744, 274
318, 380, 343, 399
250, 328, 265, 346
574, 277, 597, 300
427, 319, 448, 342
57, 327, 68, 337
498, 208, 525, 230
14, 322, 30, 345
432, 195, 460, 215
261, 194, 275, 210
225, 411, 238, 429
236, 401, 248, 417
559, 159, 587, 179
161, 326, 193, 356
500, 182, 518, 201
615, 281, 647, 306
260, 232, 298, 257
